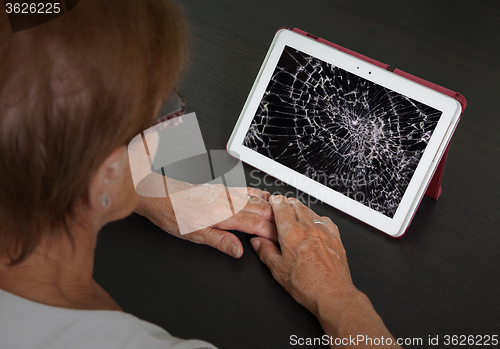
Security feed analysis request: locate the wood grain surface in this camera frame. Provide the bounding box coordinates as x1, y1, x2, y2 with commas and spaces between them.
94, 1, 500, 348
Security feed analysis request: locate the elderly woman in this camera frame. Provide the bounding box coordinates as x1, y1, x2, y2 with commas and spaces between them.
0, 1, 400, 348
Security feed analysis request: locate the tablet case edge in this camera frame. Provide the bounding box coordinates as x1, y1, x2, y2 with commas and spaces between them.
290, 27, 467, 202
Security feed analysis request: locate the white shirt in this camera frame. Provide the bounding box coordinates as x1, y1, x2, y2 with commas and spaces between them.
0, 288, 217, 349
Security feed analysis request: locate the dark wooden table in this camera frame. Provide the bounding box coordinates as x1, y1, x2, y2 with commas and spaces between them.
94, 1, 500, 348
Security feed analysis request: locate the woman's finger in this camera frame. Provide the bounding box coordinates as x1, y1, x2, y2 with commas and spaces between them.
285, 197, 309, 221
188, 227, 244, 258
286, 198, 340, 239
247, 187, 271, 201
243, 198, 273, 221
319, 216, 340, 239
251, 237, 283, 273
225, 187, 273, 221
217, 211, 278, 242
269, 195, 298, 233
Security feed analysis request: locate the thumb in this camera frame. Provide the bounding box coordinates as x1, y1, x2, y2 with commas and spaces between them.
198, 228, 243, 258
250, 237, 282, 270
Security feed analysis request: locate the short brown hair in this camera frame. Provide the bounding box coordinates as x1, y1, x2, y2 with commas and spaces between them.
0, 0, 188, 264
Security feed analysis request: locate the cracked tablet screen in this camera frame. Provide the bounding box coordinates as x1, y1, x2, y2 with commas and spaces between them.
243, 46, 442, 218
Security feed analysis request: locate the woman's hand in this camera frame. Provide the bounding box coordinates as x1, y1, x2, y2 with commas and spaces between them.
251, 195, 400, 348
134, 173, 277, 258
250, 195, 356, 315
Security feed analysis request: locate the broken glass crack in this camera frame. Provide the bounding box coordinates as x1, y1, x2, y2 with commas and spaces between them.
243, 46, 442, 218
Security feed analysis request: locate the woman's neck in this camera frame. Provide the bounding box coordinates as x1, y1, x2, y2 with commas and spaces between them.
0, 224, 121, 311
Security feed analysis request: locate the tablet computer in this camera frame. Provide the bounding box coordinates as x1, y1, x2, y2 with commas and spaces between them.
227, 28, 464, 237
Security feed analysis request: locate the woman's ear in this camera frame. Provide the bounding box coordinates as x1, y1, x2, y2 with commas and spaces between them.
87, 146, 128, 212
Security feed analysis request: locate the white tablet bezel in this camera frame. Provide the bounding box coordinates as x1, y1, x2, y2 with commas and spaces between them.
227, 29, 461, 237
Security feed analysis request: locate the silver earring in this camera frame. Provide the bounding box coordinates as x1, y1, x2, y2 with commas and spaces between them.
102, 196, 109, 207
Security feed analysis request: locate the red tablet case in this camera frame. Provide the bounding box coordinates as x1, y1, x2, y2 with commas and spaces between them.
290, 28, 467, 201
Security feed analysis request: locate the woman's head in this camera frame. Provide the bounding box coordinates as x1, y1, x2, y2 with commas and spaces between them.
0, 0, 188, 264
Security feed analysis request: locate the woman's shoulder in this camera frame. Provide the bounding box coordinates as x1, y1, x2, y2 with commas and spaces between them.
0, 288, 217, 349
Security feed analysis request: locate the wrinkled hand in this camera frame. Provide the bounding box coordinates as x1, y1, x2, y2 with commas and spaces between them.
251, 195, 356, 315
135, 173, 277, 258
251, 195, 400, 348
